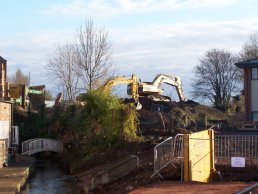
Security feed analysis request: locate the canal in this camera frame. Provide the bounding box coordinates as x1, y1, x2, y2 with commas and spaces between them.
21, 159, 80, 194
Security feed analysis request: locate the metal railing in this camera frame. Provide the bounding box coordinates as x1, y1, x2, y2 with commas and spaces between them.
22, 138, 63, 155
215, 135, 258, 159
236, 182, 258, 194
152, 134, 184, 179
152, 134, 258, 180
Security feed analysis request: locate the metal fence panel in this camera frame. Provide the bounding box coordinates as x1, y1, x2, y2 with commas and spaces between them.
215, 135, 258, 159
152, 134, 184, 179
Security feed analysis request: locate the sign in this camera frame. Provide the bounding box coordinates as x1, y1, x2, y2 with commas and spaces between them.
231, 157, 245, 167
28, 89, 43, 94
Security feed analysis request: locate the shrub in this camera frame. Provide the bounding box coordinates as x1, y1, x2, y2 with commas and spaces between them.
77, 90, 141, 153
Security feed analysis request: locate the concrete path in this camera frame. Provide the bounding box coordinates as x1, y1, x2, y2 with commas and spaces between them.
0, 155, 35, 194
130, 181, 254, 194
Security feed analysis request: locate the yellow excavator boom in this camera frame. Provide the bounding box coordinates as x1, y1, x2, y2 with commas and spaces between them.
102, 74, 139, 101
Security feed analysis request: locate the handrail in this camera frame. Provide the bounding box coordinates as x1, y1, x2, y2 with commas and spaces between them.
22, 138, 63, 155
235, 182, 258, 194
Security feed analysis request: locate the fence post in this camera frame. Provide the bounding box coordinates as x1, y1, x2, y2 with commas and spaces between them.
183, 134, 189, 182
209, 129, 215, 182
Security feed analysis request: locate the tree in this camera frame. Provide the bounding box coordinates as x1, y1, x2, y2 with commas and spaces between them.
192, 49, 241, 111
46, 19, 115, 99
76, 19, 114, 91
240, 33, 258, 60
8, 68, 29, 85
46, 43, 80, 101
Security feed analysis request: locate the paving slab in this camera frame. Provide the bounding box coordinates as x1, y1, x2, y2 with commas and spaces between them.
0, 155, 35, 194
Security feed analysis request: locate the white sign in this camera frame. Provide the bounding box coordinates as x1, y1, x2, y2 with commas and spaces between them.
231, 157, 245, 167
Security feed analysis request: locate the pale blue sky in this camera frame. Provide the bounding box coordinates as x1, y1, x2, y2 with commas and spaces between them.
0, 0, 258, 100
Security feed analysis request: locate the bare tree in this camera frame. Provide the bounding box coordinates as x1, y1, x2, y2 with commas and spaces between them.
46, 43, 80, 101
240, 33, 258, 60
192, 49, 241, 111
8, 69, 29, 85
76, 19, 114, 91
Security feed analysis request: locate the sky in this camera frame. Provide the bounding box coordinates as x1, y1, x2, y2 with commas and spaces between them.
0, 0, 258, 100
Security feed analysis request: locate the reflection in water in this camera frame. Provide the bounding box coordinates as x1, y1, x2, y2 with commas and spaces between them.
22, 160, 80, 194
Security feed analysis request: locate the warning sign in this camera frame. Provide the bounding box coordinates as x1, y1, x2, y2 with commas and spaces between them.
231, 157, 245, 167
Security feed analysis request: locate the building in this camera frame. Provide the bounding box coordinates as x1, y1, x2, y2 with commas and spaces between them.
0, 100, 13, 166
235, 58, 258, 122
0, 56, 8, 99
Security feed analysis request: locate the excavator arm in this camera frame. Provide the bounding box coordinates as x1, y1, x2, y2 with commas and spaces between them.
102, 74, 139, 101
138, 74, 187, 101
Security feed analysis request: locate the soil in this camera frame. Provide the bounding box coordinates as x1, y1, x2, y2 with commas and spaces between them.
74, 101, 244, 194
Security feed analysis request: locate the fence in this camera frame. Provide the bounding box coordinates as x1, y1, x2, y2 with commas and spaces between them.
215, 135, 258, 180
152, 134, 184, 179
215, 135, 258, 159
153, 133, 258, 181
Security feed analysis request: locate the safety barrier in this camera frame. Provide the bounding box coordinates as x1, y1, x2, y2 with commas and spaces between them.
152, 134, 184, 179
215, 135, 258, 159
153, 133, 258, 181
22, 138, 63, 155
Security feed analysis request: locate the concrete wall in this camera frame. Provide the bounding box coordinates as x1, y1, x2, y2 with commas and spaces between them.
91, 155, 139, 189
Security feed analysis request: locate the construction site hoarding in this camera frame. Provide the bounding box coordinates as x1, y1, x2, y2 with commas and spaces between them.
184, 129, 215, 183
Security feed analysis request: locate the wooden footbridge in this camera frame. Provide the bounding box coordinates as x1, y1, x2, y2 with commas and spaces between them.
21, 138, 63, 155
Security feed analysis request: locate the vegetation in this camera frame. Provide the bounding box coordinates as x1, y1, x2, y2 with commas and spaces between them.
167, 104, 227, 132
192, 49, 242, 112
57, 91, 139, 171
46, 18, 115, 100
14, 90, 140, 170
8, 68, 29, 86
240, 33, 258, 60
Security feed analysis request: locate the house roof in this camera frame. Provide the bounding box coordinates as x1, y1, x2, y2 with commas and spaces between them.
0, 56, 6, 64
235, 58, 258, 68
0, 99, 14, 104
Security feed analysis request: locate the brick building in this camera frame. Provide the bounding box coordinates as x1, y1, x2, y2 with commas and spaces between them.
0, 56, 7, 99
235, 58, 258, 121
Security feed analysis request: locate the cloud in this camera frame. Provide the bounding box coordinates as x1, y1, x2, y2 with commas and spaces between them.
0, 30, 74, 88
111, 17, 258, 96
42, 0, 237, 18
1, 16, 257, 98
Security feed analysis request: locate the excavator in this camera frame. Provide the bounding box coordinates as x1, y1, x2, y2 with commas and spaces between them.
102, 74, 139, 100
101, 74, 142, 109
127, 74, 187, 102
101, 73, 186, 109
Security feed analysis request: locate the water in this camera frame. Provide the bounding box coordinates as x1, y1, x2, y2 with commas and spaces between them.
22, 160, 80, 194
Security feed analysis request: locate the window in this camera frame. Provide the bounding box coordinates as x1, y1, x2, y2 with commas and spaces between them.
252, 68, 258, 79
252, 112, 258, 122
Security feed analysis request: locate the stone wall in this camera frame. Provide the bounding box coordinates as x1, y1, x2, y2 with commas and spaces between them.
92, 155, 139, 189
0, 139, 8, 167
0, 101, 12, 167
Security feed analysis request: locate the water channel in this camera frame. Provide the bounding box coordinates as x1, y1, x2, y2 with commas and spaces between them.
21, 159, 80, 194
